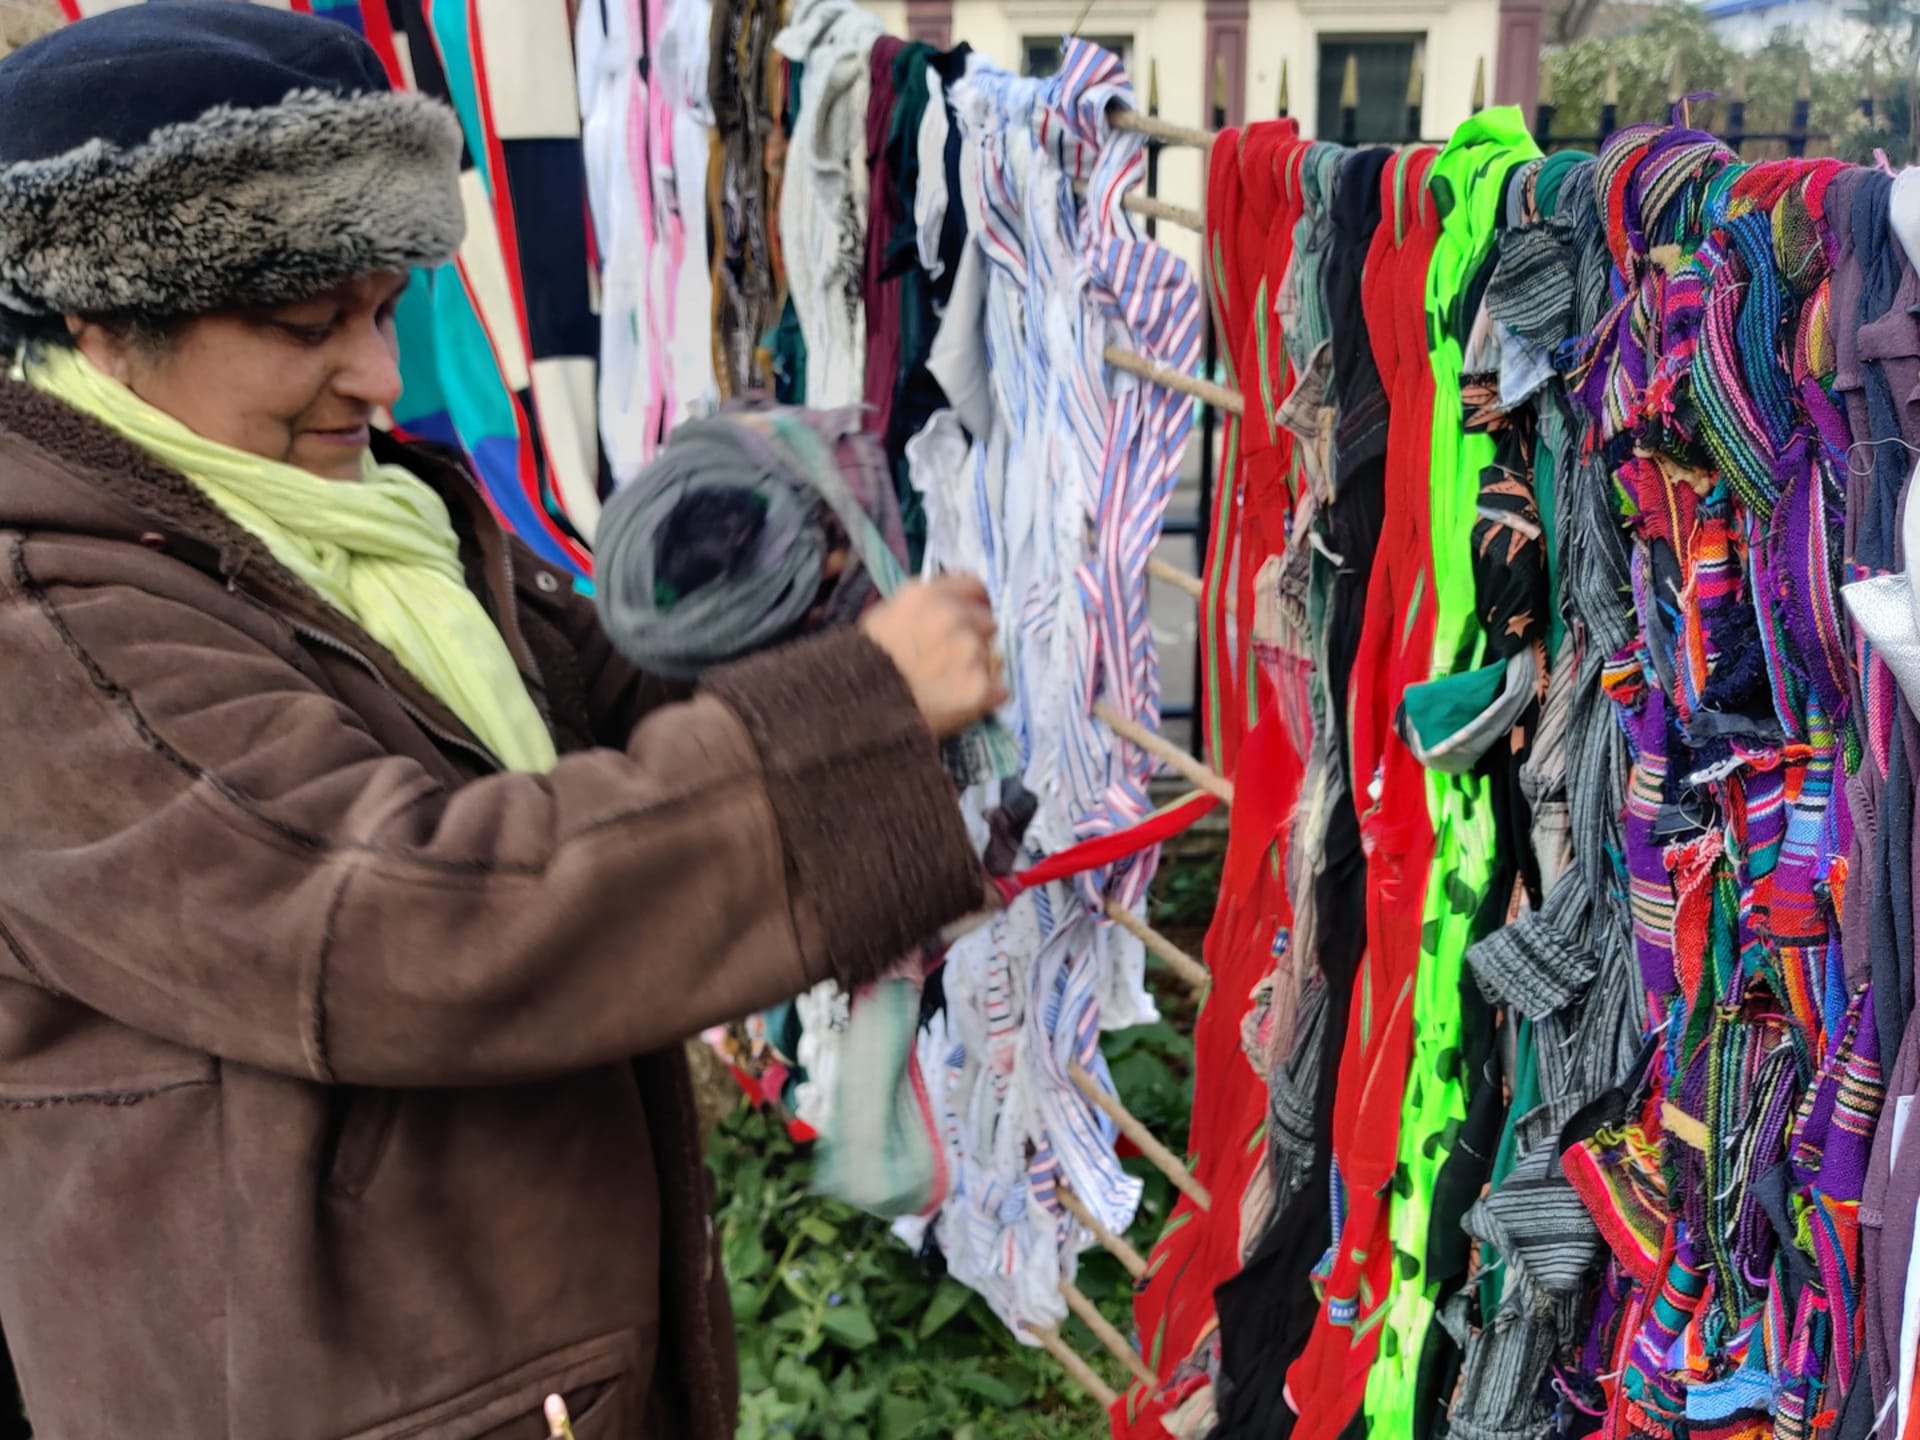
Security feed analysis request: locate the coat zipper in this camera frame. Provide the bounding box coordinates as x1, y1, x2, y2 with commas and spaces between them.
287, 620, 505, 774
224, 574, 504, 773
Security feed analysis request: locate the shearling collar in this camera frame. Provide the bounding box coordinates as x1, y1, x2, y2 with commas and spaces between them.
0, 375, 540, 765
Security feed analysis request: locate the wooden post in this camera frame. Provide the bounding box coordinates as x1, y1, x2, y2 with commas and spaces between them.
1340, 53, 1359, 144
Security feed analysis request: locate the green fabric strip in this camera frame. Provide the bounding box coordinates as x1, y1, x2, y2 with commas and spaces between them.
1364, 106, 1541, 1439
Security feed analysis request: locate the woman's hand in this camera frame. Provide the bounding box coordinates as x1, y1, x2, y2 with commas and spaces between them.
860, 575, 1007, 739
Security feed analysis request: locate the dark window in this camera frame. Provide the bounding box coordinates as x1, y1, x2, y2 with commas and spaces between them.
1316, 36, 1422, 143
1022, 33, 1133, 78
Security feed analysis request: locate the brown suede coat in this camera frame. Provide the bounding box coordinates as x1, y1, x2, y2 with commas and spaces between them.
0, 379, 983, 1440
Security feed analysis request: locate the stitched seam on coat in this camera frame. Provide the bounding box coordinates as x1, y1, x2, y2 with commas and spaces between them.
0, 910, 66, 996
305, 869, 354, 1085
0, 1078, 212, 1109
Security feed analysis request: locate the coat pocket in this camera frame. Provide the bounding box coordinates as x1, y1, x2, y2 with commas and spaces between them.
334, 1329, 638, 1440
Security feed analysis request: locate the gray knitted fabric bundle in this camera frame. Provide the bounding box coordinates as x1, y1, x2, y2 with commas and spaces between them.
593, 403, 900, 681
594, 401, 1021, 788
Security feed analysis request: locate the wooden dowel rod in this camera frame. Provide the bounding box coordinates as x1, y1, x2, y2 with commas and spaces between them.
1068, 1060, 1212, 1210
1030, 1326, 1120, 1407
1125, 193, 1206, 231
1104, 898, 1207, 990
1094, 701, 1235, 806
1058, 1186, 1148, 1278
1104, 345, 1245, 415
1146, 556, 1236, 615
1072, 181, 1207, 234
1110, 106, 1218, 150
1146, 554, 1203, 599
1060, 1280, 1157, 1388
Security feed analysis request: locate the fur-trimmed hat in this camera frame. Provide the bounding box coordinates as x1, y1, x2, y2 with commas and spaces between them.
0, 0, 466, 320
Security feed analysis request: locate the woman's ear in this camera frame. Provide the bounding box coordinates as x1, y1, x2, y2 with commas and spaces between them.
67, 317, 136, 384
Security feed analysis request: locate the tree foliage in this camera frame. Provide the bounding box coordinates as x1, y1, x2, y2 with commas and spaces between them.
1544, 0, 1916, 163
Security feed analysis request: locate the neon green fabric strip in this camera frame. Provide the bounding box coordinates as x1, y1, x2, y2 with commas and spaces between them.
1364, 106, 1540, 1438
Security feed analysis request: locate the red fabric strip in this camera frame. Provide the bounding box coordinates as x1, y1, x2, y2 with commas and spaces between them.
994, 792, 1220, 899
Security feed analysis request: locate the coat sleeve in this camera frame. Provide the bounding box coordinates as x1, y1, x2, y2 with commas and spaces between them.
0, 556, 982, 1087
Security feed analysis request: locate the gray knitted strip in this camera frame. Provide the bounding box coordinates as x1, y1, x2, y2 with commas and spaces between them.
1449, 156, 1645, 1438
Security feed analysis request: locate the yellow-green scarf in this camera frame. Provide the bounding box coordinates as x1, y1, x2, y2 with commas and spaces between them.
29, 346, 558, 773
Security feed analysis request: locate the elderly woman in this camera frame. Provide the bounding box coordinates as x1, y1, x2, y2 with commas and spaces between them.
0, 5, 1002, 1438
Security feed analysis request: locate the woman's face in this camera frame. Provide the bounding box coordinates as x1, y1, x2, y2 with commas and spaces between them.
73, 271, 409, 481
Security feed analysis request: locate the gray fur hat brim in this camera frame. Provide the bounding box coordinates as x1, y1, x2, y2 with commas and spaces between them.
0, 88, 466, 319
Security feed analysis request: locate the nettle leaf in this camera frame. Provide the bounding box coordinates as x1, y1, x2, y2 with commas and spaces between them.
877, 1394, 932, 1440
950, 1371, 1024, 1407
772, 1308, 814, 1336
917, 1280, 972, 1340
724, 1226, 771, 1282
797, 1215, 840, 1247
820, 1304, 880, 1350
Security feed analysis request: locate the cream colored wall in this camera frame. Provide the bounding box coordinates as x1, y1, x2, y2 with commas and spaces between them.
866, 0, 910, 34
1246, 0, 1499, 142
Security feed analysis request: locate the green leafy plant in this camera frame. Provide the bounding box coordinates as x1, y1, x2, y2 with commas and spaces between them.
713, 858, 1215, 1438
715, 1103, 1119, 1440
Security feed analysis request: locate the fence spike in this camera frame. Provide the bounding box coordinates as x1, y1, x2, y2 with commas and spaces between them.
1340, 52, 1360, 110
1471, 55, 1486, 113
1728, 57, 1747, 104
1278, 57, 1289, 117
1797, 54, 1813, 101
1602, 56, 1619, 106
1149, 57, 1159, 114
1667, 51, 1683, 105
1537, 57, 1554, 107
1406, 48, 1424, 108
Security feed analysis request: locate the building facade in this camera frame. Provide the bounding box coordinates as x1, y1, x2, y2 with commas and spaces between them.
867, 0, 1527, 267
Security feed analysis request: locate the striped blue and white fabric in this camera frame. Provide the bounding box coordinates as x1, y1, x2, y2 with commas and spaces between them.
897, 37, 1201, 1338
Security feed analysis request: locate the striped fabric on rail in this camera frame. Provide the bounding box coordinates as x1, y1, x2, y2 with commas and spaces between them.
897, 37, 1200, 1346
